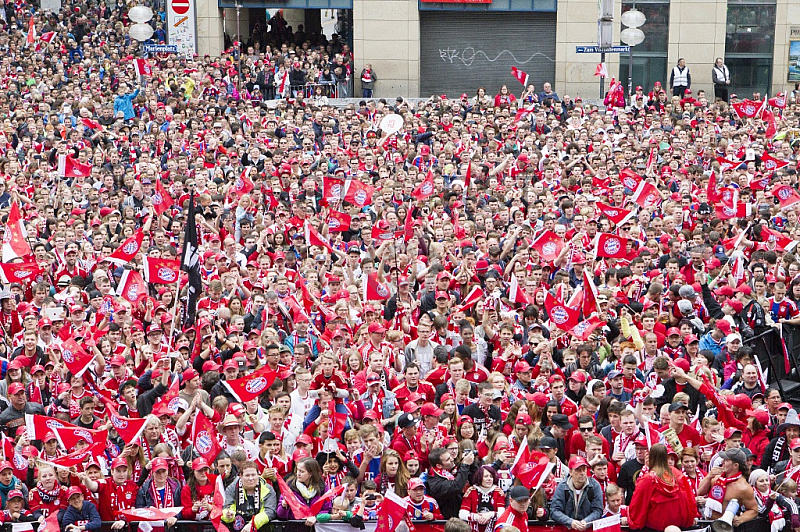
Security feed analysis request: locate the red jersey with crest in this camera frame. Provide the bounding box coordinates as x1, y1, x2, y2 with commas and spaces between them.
28, 484, 69, 517
96, 478, 139, 521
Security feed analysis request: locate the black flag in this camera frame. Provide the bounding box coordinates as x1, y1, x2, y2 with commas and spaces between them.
180, 191, 202, 327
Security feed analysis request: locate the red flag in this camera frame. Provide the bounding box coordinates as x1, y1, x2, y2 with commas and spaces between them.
119, 507, 183, 522
762, 154, 790, 174
511, 449, 552, 490
327, 399, 347, 441
134, 58, 152, 77
750, 173, 771, 191
769, 92, 787, 109
305, 222, 332, 252
715, 202, 750, 220
223, 366, 277, 402
530, 230, 565, 262
2, 202, 31, 262
514, 105, 534, 123
594, 233, 629, 259
151, 180, 175, 215
322, 177, 345, 201
411, 171, 435, 200
732, 99, 762, 119
463, 162, 472, 192
54, 426, 108, 451
510, 67, 529, 87
80, 117, 102, 130
630, 180, 661, 208
328, 211, 351, 232
233, 169, 254, 198
192, 411, 223, 463
376, 490, 409, 532
457, 286, 485, 312
26, 16, 35, 46
311, 485, 346, 515
107, 404, 151, 445
583, 270, 599, 317
144, 257, 181, 284
116, 269, 147, 304
571, 315, 605, 341
44, 441, 105, 469
593, 515, 622, 532
275, 475, 314, 519
60, 338, 95, 378
106, 230, 144, 265
371, 226, 396, 242
618, 168, 642, 191
763, 108, 777, 138
40, 31, 56, 44
363, 272, 392, 301
61, 155, 92, 178
211, 476, 231, 532
343, 179, 375, 207
716, 157, 740, 173
24, 414, 78, 441
594, 63, 608, 78
760, 227, 796, 251
545, 292, 580, 331
0, 260, 40, 284
771, 184, 800, 210
37, 507, 60, 532
508, 274, 531, 305
150, 377, 181, 418
596, 202, 632, 226
403, 205, 415, 242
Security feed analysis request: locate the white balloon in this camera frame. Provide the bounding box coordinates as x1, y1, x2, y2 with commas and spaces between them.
129, 5, 153, 23
379, 114, 404, 135
129, 23, 154, 42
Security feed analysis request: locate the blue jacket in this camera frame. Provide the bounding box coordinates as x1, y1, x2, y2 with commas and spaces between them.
699, 331, 724, 356
549, 476, 604, 527
114, 88, 140, 120
59, 501, 102, 531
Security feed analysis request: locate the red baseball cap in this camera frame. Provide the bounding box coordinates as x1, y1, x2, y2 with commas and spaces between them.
568, 456, 590, 469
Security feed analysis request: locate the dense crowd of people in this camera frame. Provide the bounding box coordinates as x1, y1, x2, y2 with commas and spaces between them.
2, 1, 800, 532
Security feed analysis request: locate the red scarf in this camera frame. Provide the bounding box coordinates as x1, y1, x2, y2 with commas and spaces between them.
706, 473, 741, 515
754, 489, 785, 532
150, 480, 175, 509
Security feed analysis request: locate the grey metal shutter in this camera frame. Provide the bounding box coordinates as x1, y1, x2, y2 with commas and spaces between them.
420, 12, 556, 98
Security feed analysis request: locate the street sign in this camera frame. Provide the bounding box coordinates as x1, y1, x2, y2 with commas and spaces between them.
576, 46, 630, 53
143, 44, 178, 53
171, 0, 189, 15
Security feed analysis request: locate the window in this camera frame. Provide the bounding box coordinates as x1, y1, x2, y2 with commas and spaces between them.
725, 1, 776, 97
619, 1, 670, 93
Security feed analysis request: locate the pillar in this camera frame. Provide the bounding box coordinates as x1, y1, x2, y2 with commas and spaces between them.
667, 0, 727, 95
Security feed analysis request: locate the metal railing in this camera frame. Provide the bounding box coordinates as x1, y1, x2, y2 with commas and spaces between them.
288, 83, 340, 99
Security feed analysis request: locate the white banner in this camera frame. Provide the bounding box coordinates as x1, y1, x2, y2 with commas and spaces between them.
166, 0, 196, 56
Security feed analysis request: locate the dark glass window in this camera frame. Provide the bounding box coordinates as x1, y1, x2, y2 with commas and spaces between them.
619, 1, 670, 92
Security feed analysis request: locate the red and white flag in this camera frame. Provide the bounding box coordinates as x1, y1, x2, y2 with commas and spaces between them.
630, 180, 661, 208
151, 180, 174, 215
510, 67, 529, 87
731, 254, 746, 285
771, 184, 800, 210
150, 377, 181, 418
116, 269, 148, 304
511, 446, 554, 491
278, 71, 289, 95
37, 508, 60, 532
25, 16, 35, 46
25, 414, 77, 441
457, 286, 485, 313
363, 272, 392, 301
211, 476, 231, 532
327, 211, 351, 232
716, 157, 740, 173
596, 202, 633, 226
106, 404, 152, 445
80, 117, 102, 130
322, 176, 345, 201
732, 99, 763, 119
463, 162, 472, 193
545, 292, 580, 332
233, 169, 254, 198
376, 490, 409, 532
343, 179, 375, 207
2, 202, 31, 262
134, 58, 152, 77
761, 154, 790, 174
371, 226, 398, 242
514, 105, 535, 123
583, 270, 599, 317
0, 260, 40, 284
593, 514, 622, 532
508, 274, 531, 305
54, 426, 108, 452
60, 338, 95, 378
192, 410, 223, 463
411, 171, 435, 200
760, 227, 797, 252
106, 230, 144, 265
305, 222, 333, 252
594, 233, 629, 259
58, 155, 92, 178
40, 31, 56, 44
144, 257, 181, 284
619, 168, 642, 191
119, 507, 183, 522
595, 63, 608, 78
763, 108, 778, 138
531, 230, 565, 262
571, 315, 605, 341
43, 441, 105, 469
769, 92, 787, 109
224, 366, 278, 403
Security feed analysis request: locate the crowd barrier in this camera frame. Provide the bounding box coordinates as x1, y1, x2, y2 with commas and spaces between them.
2, 518, 762, 532
288, 83, 341, 99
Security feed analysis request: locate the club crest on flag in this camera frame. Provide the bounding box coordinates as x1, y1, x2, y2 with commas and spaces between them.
603, 237, 621, 255
542, 242, 557, 257
123, 240, 139, 254
245, 376, 269, 395
378, 284, 390, 298
330, 184, 342, 197
551, 306, 569, 325
329, 218, 341, 230
127, 285, 140, 301
354, 190, 367, 205
152, 192, 163, 204
111, 416, 128, 430
62, 348, 74, 364
158, 268, 177, 282
195, 430, 214, 454
778, 187, 792, 200
621, 175, 637, 190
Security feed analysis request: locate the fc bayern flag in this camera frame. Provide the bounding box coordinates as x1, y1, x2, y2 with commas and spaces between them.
25, 414, 78, 441
43, 441, 105, 469
596, 202, 632, 226
508, 273, 531, 305
328, 211, 351, 232
151, 180, 174, 215
630, 180, 661, 208
192, 410, 223, 463
37, 508, 60, 532
594, 233, 629, 259
343, 179, 375, 208
59, 155, 92, 178
583, 270, 599, 317
732, 99, 763, 119
771, 184, 800, 210
80, 117, 102, 130
510, 66, 529, 87
211, 476, 232, 532
511, 448, 553, 490
457, 286, 485, 312
323, 176, 345, 201
363, 272, 392, 301
120, 507, 183, 522
60, 338, 95, 378
134, 58, 152, 77
618, 167, 642, 191
530, 230, 565, 262
305, 222, 333, 252
144, 257, 181, 284
2, 202, 31, 262
769, 92, 787, 109
761, 227, 797, 252
53, 426, 108, 452
0, 260, 40, 284
571, 315, 605, 341
544, 292, 580, 332
150, 377, 181, 418
105, 230, 144, 265
106, 404, 152, 445
761, 153, 790, 173
411, 171, 435, 200
116, 269, 148, 304
223, 366, 278, 402
233, 169, 254, 198
376, 490, 409, 532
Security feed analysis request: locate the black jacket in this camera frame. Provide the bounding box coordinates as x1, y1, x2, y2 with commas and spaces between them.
425, 463, 475, 519
656, 377, 707, 417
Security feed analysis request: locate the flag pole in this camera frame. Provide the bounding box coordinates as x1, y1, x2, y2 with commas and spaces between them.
169, 274, 181, 341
